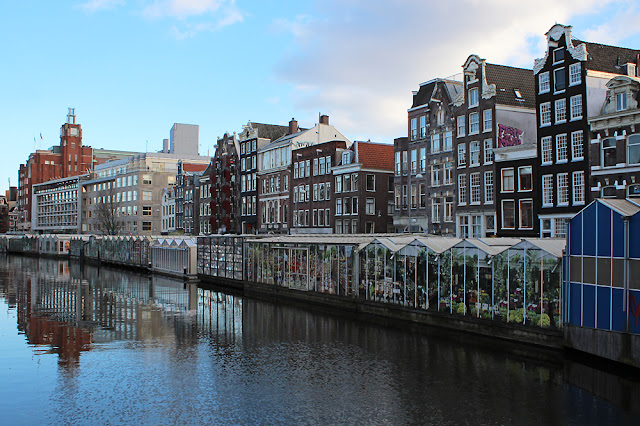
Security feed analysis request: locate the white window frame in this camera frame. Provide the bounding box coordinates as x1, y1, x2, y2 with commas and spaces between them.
501, 200, 516, 230
483, 109, 492, 132
470, 172, 481, 205
501, 168, 514, 193
573, 171, 585, 205
457, 144, 466, 167
570, 95, 582, 120
556, 134, 568, 163
569, 63, 581, 86
469, 112, 480, 135
483, 139, 493, 164
468, 87, 479, 108
542, 175, 553, 207
539, 72, 550, 94
519, 199, 534, 230
555, 98, 566, 123
457, 116, 465, 137
541, 136, 553, 165
540, 102, 551, 127
557, 173, 569, 206
484, 171, 493, 204
571, 131, 584, 161
458, 174, 467, 205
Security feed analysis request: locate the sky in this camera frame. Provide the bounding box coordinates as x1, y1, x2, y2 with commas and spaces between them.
2, 0, 640, 194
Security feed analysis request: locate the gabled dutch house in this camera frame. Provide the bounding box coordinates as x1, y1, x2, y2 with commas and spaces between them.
533, 23, 640, 237
453, 55, 536, 238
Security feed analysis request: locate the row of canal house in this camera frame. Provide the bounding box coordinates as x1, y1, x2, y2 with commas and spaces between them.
395, 24, 640, 239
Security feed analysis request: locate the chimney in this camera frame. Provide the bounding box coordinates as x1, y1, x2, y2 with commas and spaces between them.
319, 114, 329, 125
289, 118, 298, 135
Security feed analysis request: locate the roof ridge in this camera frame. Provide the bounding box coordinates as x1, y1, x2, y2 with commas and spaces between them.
486, 62, 533, 72
574, 39, 640, 53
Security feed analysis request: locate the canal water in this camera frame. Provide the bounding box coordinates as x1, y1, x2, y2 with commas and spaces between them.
1, 255, 638, 425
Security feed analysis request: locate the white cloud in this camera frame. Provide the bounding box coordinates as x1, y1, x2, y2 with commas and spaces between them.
273, 0, 624, 141
77, 0, 125, 13
582, 4, 640, 45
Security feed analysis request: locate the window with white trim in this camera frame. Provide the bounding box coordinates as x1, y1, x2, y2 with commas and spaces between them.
458, 174, 467, 205
573, 171, 585, 205
457, 116, 465, 137
419, 147, 426, 173
395, 152, 401, 176
501, 168, 514, 192
554, 68, 565, 92
483, 139, 493, 164
502, 200, 515, 229
571, 131, 584, 160
444, 162, 453, 185
539, 72, 550, 93
431, 164, 442, 186
542, 175, 553, 206
468, 87, 479, 108
519, 199, 534, 229
555, 98, 566, 123
470, 141, 480, 166
470, 172, 481, 204
569, 63, 581, 85
431, 134, 441, 153
617, 93, 627, 111
570, 95, 582, 120
541, 136, 553, 164
518, 166, 533, 191
366, 198, 375, 215
483, 109, 492, 132
411, 117, 418, 140
444, 131, 453, 151
629, 134, 640, 165
601, 137, 617, 167
420, 115, 427, 138
484, 171, 493, 203
540, 102, 551, 126
553, 47, 564, 64
556, 134, 568, 163
469, 112, 480, 134
457, 144, 466, 166
557, 173, 569, 206
431, 199, 441, 223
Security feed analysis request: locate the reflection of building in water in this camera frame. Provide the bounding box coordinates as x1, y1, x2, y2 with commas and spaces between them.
197, 289, 243, 344
3, 257, 196, 364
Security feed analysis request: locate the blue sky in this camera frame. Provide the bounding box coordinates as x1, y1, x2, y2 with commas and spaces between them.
2, 0, 640, 194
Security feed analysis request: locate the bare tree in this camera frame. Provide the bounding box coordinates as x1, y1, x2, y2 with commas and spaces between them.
94, 184, 123, 235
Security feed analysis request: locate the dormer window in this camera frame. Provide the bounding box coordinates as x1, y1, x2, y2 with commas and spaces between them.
616, 93, 627, 111
514, 89, 523, 100
468, 88, 479, 108
553, 48, 564, 64
343, 151, 352, 165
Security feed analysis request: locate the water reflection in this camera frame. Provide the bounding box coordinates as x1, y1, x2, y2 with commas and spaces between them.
0, 255, 639, 425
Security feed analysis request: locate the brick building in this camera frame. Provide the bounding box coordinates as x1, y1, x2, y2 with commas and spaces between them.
533, 24, 640, 237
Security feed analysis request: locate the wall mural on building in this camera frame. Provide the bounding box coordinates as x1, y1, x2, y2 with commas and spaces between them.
497, 124, 524, 148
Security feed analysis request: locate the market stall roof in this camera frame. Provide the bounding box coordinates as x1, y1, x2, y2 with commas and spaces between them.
405, 236, 463, 254
453, 238, 522, 256
596, 198, 640, 218
497, 238, 566, 259
245, 233, 400, 247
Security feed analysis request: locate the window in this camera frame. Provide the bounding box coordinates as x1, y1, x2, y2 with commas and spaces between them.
395, 152, 401, 175
469, 112, 479, 134
438, 110, 445, 126
569, 63, 581, 85
555, 218, 568, 238
554, 68, 565, 92
143, 174, 152, 185
142, 190, 152, 201
444, 198, 453, 222
366, 198, 375, 215
326, 156, 331, 173
444, 162, 453, 185
483, 109, 492, 132
602, 137, 617, 167
306, 160, 310, 176
468, 87, 479, 107
458, 144, 466, 166
469, 141, 480, 166
457, 116, 465, 137
344, 197, 351, 215
555, 98, 566, 123
431, 164, 441, 186
394, 187, 401, 210
540, 102, 551, 126
366, 174, 375, 191
459, 216, 470, 238
411, 184, 417, 209
502, 200, 515, 229
431, 134, 441, 153
501, 168, 514, 192
570, 95, 582, 120
411, 149, 417, 174
420, 147, 427, 173
313, 158, 318, 176
484, 171, 493, 203
616, 93, 627, 111
542, 175, 553, 206
602, 186, 617, 198
458, 174, 467, 205
142, 206, 152, 216
484, 139, 493, 164
518, 166, 533, 191
444, 131, 453, 151
420, 115, 427, 138
628, 184, 640, 198
344, 174, 351, 192
519, 200, 533, 229
573, 171, 585, 205
557, 173, 569, 206
553, 47, 564, 64
541, 136, 553, 164
571, 131, 584, 160
629, 134, 640, 165
143, 221, 152, 231
336, 198, 343, 215
419, 183, 426, 208
402, 152, 408, 175
470, 172, 481, 204
539, 72, 550, 93
352, 197, 358, 214
556, 134, 568, 162
352, 173, 358, 191
411, 117, 418, 140
335, 219, 342, 234
432, 199, 441, 223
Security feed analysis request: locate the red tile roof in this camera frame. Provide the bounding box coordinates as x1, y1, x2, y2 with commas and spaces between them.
182, 163, 208, 173
356, 141, 394, 171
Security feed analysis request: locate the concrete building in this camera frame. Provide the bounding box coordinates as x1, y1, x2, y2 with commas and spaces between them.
170, 123, 199, 156
533, 24, 640, 237
83, 153, 209, 235
32, 174, 90, 234
161, 187, 176, 235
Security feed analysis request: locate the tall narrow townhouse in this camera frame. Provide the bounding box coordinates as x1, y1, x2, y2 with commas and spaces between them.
453, 55, 536, 238
394, 78, 462, 234
533, 24, 640, 237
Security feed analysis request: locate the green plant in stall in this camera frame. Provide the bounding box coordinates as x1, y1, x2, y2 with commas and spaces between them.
481, 311, 492, 320
508, 308, 524, 324
540, 313, 551, 327
456, 302, 467, 315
